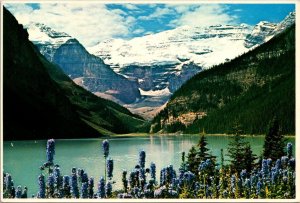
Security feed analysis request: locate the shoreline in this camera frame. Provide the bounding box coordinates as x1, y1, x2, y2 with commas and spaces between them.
3, 133, 295, 142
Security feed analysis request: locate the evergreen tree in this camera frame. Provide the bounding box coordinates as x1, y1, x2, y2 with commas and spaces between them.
196, 129, 212, 163
227, 122, 248, 173
187, 146, 198, 173
263, 117, 285, 160
244, 144, 257, 173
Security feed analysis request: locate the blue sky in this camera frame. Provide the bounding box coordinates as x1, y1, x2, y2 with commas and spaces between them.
5, 3, 295, 47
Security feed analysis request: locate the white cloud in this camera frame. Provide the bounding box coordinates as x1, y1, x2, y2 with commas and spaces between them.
5, 3, 135, 47
138, 7, 174, 21
169, 4, 238, 27
122, 4, 139, 10
132, 28, 145, 34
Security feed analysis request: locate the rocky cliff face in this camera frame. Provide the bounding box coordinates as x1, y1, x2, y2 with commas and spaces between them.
52, 38, 141, 104
27, 23, 141, 104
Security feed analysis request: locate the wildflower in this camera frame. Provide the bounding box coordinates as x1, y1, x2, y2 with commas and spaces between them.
82, 172, 89, 183
107, 158, 114, 180
288, 158, 295, 170
15, 185, 22, 198
62, 175, 70, 197
105, 182, 112, 198
37, 174, 45, 198
275, 159, 281, 170
5, 173, 12, 192
70, 173, 79, 198
21, 186, 27, 198
150, 162, 156, 181
80, 182, 88, 198
281, 156, 289, 168
102, 140, 109, 158
261, 159, 269, 178
139, 150, 146, 168
122, 170, 128, 192
47, 174, 55, 196
97, 177, 105, 198
256, 180, 262, 195
240, 169, 247, 180
54, 166, 61, 188
287, 143, 293, 158
88, 177, 94, 198
46, 139, 55, 164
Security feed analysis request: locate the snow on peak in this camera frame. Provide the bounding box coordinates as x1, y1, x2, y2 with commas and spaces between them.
88, 24, 251, 69
26, 22, 72, 47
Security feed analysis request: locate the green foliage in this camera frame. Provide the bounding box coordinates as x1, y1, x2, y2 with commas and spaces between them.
263, 117, 285, 160
151, 25, 295, 135
227, 122, 256, 173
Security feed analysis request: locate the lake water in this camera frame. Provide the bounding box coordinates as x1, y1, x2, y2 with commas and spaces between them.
3, 135, 295, 197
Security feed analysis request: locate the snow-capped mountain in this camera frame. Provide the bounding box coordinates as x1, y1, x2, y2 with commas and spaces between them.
27, 23, 72, 61
244, 12, 295, 48
88, 24, 251, 70
25, 12, 295, 119
26, 23, 141, 104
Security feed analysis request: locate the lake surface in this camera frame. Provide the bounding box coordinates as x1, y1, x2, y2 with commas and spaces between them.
3, 135, 295, 197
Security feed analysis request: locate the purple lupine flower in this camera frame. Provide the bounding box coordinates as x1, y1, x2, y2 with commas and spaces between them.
271, 168, 279, 184
121, 170, 128, 192
150, 162, 156, 181
183, 171, 195, 186
287, 142, 293, 158
288, 158, 295, 170
80, 182, 88, 198
82, 172, 89, 183
15, 185, 22, 198
105, 182, 112, 198
102, 140, 109, 158
88, 177, 94, 198
139, 150, 146, 168
129, 171, 135, 188
281, 156, 289, 168
139, 168, 146, 182
267, 158, 272, 168
106, 158, 114, 180
231, 175, 236, 191
133, 186, 140, 198
198, 160, 207, 172
240, 169, 247, 180
160, 168, 166, 185
5, 173, 12, 192
72, 167, 76, 174
256, 180, 262, 195
62, 175, 70, 197
261, 159, 268, 177
70, 173, 79, 198
63, 175, 70, 188
54, 166, 62, 188
37, 174, 45, 198
97, 177, 105, 198
48, 174, 55, 197
275, 159, 281, 170
46, 139, 55, 163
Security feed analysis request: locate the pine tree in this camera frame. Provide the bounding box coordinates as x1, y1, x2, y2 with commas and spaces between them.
196, 129, 211, 163
187, 146, 198, 173
263, 117, 286, 160
244, 144, 257, 173
227, 122, 249, 173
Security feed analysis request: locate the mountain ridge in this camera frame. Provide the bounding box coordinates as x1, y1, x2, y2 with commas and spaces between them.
3, 7, 146, 140
150, 23, 295, 135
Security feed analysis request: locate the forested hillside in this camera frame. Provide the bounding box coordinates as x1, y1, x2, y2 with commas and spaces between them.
151, 24, 295, 135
